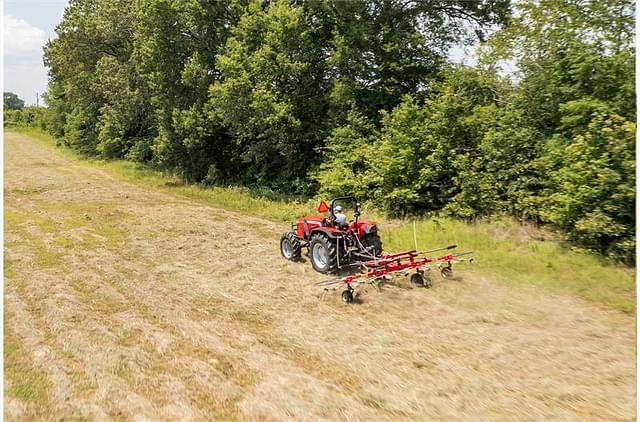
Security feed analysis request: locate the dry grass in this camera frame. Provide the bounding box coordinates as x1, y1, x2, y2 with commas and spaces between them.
4, 129, 636, 421
4, 311, 53, 419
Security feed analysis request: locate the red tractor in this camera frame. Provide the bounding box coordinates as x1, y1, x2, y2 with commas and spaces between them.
280, 196, 383, 273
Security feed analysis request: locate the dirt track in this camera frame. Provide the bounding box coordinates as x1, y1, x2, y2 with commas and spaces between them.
4, 130, 636, 421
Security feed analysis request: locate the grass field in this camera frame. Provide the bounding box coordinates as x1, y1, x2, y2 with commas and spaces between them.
5, 129, 636, 420
14, 128, 636, 313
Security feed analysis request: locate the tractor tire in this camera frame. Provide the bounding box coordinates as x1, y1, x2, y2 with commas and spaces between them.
280, 232, 301, 261
309, 234, 338, 274
361, 233, 383, 257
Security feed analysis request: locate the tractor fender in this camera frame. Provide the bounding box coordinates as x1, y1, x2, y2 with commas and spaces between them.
364, 224, 377, 234
310, 228, 342, 239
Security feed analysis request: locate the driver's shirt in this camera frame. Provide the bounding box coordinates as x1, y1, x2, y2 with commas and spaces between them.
334, 213, 347, 226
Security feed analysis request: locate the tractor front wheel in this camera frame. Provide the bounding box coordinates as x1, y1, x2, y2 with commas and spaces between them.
309, 234, 338, 273
361, 233, 383, 257
280, 232, 301, 261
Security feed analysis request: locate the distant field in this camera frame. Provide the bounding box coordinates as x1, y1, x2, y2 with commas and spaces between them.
17, 128, 636, 313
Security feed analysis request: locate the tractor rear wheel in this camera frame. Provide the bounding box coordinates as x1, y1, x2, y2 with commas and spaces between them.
309, 234, 338, 273
361, 233, 383, 257
280, 232, 301, 261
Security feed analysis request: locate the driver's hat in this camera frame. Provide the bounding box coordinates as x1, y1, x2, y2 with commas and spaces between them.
334, 205, 343, 212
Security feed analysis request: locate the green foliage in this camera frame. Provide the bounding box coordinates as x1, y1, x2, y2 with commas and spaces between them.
3, 107, 48, 130
43, 0, 140, 155
94, 56, 154, 159
540, 110, 635, 264
482, 0, 635, 134
207, 0, 325, 192
3, 109, 21, 127
322, 0, 510, 119
44, 0, 509, 192
481, 0, 636, 260
315, 110, 379, 200
445, 105, 542, 219
4, 92, 25, 110
372, 68, 511, 216
134, 0, 240, 181
319, 66, 539, 219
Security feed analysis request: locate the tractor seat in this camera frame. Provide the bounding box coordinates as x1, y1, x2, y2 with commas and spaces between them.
336, 222, 349, 231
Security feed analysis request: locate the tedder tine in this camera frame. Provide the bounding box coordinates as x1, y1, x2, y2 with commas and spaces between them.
416, 244, 457, 255
315, 278, 346, 287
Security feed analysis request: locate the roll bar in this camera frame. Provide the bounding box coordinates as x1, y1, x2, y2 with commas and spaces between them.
330, 196, 360, 225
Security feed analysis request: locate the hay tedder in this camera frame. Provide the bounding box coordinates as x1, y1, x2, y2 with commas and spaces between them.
280, 196, 473, 303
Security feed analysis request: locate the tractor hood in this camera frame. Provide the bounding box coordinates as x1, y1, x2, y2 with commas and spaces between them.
294, 216, 326, 239
304, 216, 326, 223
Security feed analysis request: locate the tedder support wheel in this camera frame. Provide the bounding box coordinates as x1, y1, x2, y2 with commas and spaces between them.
342, 289, 354, 304
410, 273, 425, 288
441, 266, 453, 278
280, 232, 301, 261
410, 270, 432, 288
309, 234, 338, 273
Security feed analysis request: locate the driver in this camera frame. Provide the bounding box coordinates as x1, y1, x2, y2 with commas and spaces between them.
333, 205, 347, 227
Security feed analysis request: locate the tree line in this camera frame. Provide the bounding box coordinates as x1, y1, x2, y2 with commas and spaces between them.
16, 0, 637, 263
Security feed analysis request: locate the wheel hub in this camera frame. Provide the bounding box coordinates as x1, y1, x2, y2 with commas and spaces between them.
313, 243, 328, 267
281, 239, 292, 258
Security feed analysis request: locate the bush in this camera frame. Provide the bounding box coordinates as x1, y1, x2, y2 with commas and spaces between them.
539, 110, 635, 263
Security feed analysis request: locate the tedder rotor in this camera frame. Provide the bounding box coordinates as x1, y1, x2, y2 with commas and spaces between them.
316, 247, 474, 303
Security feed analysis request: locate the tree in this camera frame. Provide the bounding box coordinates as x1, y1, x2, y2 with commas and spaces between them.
445, 104, 542, 219
540, 103, 635, 263
207, 1, 329, 193
41, 0, 634, 262
482, 0, 635, 135
43, 0, 140, 155
318, 66, 528, 217
479, 0, 636, 259
315, 110, 380, 200
4, 92, 24, 110
133, 0, 244, 180
207, 0, 510, 193
321, 0, 511, 120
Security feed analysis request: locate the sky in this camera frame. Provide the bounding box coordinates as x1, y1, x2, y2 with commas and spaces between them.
2, 0, 477, 107
4, 0, 68, 106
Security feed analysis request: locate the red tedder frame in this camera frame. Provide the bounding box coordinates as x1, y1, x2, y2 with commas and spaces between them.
341, 250, 460, 286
